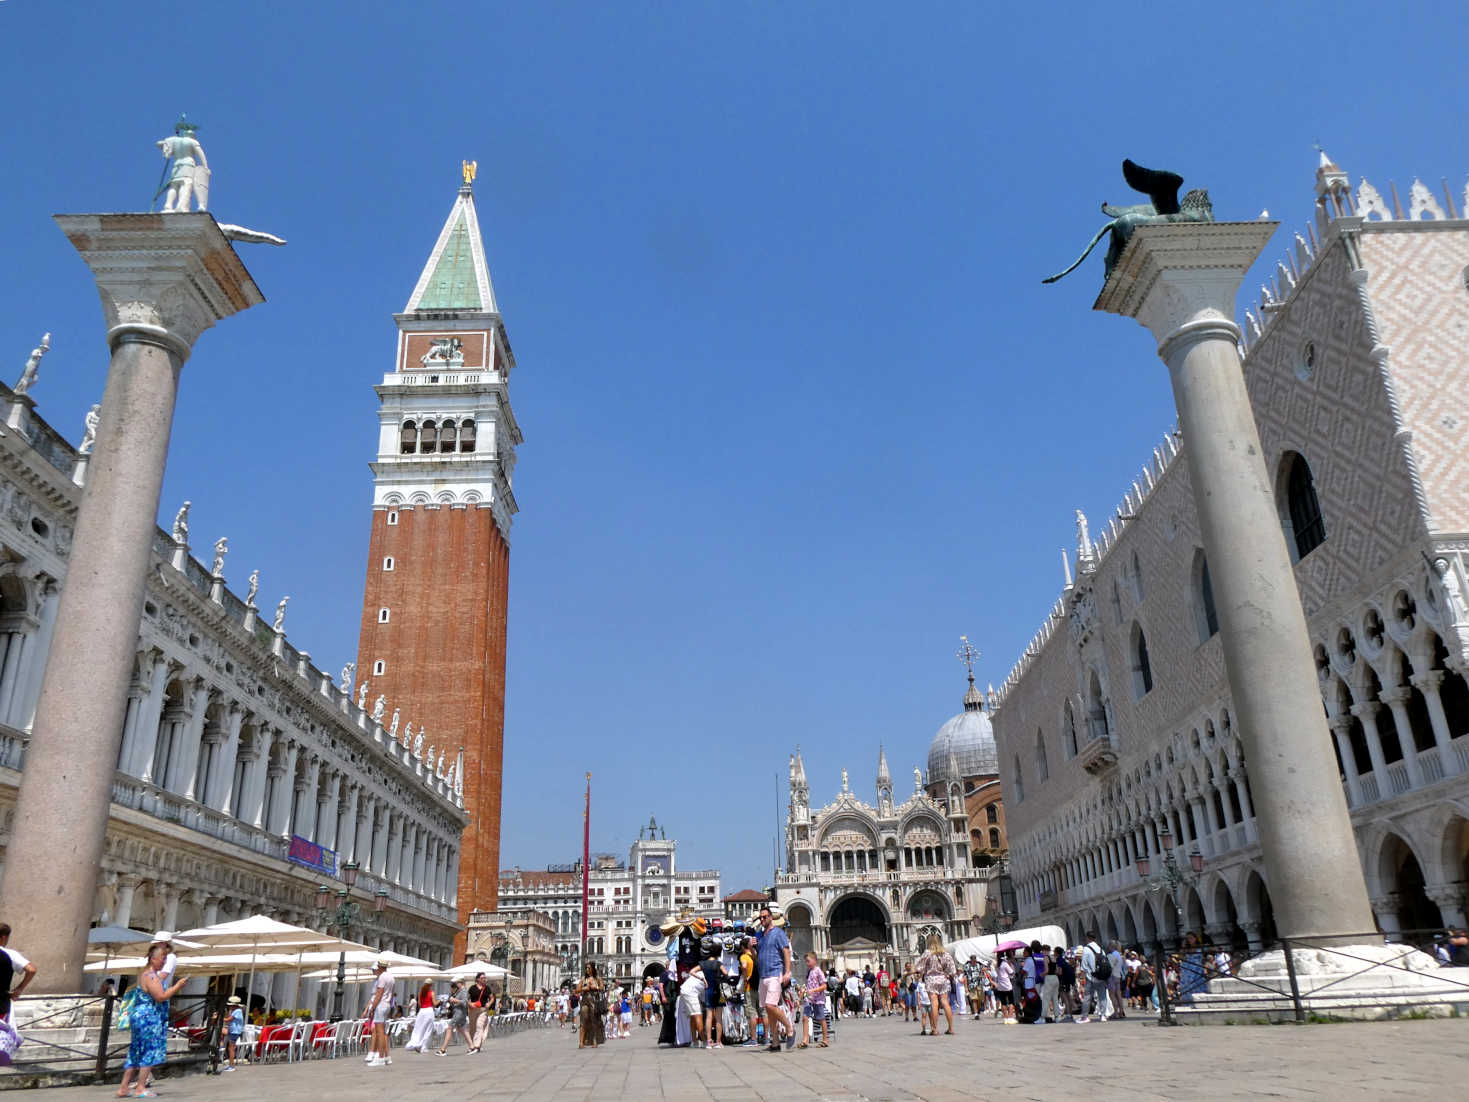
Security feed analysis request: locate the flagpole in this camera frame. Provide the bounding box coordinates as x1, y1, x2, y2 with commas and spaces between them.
580, 772, 591, 972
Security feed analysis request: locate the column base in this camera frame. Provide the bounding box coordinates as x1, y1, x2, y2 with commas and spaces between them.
1177, 944, 1469, 1023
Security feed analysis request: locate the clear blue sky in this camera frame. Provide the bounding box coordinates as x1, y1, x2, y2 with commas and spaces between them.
1, 2, 1465, 898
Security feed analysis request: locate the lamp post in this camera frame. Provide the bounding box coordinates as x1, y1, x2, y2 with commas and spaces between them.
312, 861, 388, 1021
1135, 826, 1204, 947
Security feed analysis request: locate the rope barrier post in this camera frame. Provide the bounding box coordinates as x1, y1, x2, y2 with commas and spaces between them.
1280, 937, 1305, 1023
95, 993, 115, 1081
1154, 947, 1175, 1026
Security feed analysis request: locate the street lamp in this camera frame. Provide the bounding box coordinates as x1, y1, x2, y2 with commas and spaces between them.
311, 861, 388, 1021
1135, 826, 1204, 946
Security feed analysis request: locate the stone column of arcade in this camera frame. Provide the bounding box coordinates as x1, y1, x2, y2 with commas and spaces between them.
1095, 220, 1378, 944
0, 212, 263, 994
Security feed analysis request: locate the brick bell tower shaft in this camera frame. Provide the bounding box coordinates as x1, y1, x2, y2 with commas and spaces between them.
357, 165, 521, 957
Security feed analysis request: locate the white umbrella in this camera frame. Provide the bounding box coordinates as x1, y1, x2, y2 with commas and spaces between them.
439, 961, 509, 981
85, 952, 315, 975
174, 915, 346, 1013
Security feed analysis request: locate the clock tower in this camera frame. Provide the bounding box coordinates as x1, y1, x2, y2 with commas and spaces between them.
357, 166, 521, 951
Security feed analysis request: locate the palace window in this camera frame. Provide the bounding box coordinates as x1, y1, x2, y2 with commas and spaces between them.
986, 804, 998, 824
372, 660, 385, 676
1282, 451, 1327, 560
1034, 730, 1049, 782
1062, 700, 1079, 758
386, 511, 399, 526
1130, 623, 1153, 697
383, 556, 395, 571
1195, 551, 1219, 640
1012, 755, 1025, 803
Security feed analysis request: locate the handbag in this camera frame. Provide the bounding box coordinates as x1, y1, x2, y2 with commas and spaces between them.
0, 1018, 22, 1066
114, 987, 139, 1032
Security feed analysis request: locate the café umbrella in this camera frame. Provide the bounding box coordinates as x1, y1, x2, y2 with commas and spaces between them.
174, 915, 349, 1014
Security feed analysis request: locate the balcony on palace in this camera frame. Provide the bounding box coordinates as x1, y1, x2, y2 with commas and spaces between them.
1078, 735, 1118, 776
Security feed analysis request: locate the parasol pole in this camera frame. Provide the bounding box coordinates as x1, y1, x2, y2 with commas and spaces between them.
245, 935, 260, 1022
580, 773, 590, 970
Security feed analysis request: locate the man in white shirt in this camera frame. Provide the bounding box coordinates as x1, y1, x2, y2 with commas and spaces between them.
0, 923, 37, 1023
363, 959, 394, 1066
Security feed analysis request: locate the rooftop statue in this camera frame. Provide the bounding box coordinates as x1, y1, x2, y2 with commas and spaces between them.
171, 501, 191, 545
245, 569, 259, 608
14, 333, 50, 396
1043, 160, 1214, 286
78, 404, 101, 456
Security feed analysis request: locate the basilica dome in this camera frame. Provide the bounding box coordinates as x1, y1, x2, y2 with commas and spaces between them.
926, 679, 998, 785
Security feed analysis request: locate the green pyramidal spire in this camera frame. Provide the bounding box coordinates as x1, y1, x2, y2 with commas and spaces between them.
404, 183, 498, 314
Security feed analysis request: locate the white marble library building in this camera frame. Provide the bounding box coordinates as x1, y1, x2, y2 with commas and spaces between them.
0, 374, 467, 1013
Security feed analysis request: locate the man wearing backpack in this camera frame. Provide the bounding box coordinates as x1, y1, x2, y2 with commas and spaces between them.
1078, 932, 1111, 1023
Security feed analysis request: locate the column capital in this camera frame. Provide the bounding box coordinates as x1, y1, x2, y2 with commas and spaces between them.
1412, 670, 1446, 690
1379, 687, 1412, 707
54, 213, 264, 359
1349, 701, 1382, 720
1093, 221, 1278, 354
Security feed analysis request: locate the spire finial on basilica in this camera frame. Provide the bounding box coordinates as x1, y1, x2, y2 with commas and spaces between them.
958, 635, 985, 712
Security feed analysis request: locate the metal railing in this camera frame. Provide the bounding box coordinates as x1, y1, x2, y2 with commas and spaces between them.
1150, 928, 1469, 1025
1, 993, 553, 1088
0, 991, 221, 1088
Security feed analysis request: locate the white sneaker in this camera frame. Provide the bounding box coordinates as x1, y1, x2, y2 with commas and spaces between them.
365, 1057, 385, 1067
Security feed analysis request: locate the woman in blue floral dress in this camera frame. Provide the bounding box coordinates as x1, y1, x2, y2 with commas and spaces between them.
117, 943, 186, 1098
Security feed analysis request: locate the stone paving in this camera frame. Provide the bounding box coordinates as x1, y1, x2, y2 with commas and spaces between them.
43, 1014, 1469, 1101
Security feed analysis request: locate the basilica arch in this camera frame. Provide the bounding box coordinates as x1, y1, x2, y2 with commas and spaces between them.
827, 892, 890, 952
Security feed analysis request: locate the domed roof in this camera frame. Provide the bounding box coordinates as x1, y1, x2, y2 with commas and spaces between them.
927, 678, 998, 784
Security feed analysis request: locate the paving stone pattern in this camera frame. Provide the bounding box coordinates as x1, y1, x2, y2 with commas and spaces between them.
50, 1016, 1469, 1101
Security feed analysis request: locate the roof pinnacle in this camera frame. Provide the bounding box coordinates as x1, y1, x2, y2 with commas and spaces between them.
958, 635, 984, 711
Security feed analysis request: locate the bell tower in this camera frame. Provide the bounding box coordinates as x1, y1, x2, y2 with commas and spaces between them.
356, 163, 521, 950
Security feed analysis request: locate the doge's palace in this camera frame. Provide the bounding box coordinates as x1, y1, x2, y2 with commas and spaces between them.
994, 155, 1469, 951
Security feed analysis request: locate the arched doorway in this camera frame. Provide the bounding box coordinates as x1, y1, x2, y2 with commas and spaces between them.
1244, 869, 1277, 946
786, 904, 814, 966
1140, 898, 1159, 954
1121, 904, 1139, 948
1439, 816, 1469, 925
1212, 879, 1247, 953
828, 895, 888, 955
1183, 885, 1207, 939
1380, 834, 1443, 939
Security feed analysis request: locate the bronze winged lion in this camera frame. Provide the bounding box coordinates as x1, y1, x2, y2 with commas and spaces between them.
1043, 160, 1214, 285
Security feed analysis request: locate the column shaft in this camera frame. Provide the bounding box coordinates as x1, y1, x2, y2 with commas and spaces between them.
0, 332, 185, 991
1163, 322, 1375, 938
